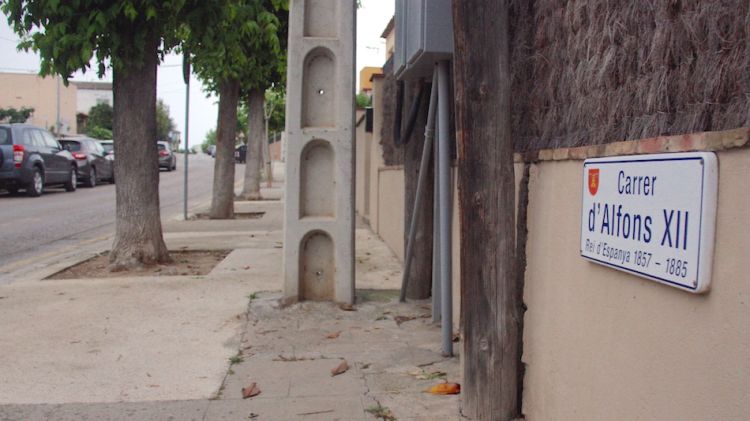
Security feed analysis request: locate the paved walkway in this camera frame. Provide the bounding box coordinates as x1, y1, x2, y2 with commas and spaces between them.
0, 194, 462, 420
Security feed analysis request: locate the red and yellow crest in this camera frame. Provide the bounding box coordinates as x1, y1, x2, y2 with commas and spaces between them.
588, 168, 600, 196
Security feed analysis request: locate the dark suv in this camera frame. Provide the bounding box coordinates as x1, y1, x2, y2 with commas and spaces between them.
0, 124, 77, 197
60, 136, 114, 187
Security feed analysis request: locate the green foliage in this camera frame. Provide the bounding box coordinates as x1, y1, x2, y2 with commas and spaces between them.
236, 84, 285, 141
87, 103, 113, 130
187, 0, 288, 95
0, 106, 34, 123
1, 0, 221, 83
86, 126, 113, 140
201, 128, 217, 152
265, 85, 285, 134
356, 92, 372, 108
156, 99, 176, 141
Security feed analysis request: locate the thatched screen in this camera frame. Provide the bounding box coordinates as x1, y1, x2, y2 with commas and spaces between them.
510, 0, 749, 151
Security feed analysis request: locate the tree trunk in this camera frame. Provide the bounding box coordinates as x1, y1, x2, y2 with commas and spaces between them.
209, 78, 240, 219
109, 28, 170, 270
239, 88, 264, 200
403, 80, 433, 299
453, 1, 522, 420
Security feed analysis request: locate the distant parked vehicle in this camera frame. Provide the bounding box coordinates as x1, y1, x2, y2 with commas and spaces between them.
60, 137, 114, 187
99, 140, 114, 155
207, 145, 216, 158
234, 144, 247, 163
157, 141, 176, 171
0, 124, 77, 196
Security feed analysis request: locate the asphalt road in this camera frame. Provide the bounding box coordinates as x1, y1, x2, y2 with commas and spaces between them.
0, 153, 241, 269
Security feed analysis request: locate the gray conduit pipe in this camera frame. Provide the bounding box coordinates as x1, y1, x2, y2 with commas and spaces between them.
437, 60, 453, 357
432, 122, 441, 323
399, 67, 439, 303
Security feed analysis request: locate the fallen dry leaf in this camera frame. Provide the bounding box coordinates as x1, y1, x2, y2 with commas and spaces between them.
243, 265, 250, 270
242, 383, 261, 399
325, 331, 342, 339
427, 382, 461, 395
339, 303, 356, 311
331, 360, 349, 376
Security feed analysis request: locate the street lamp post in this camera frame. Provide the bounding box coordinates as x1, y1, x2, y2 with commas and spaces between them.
183, 53, 191, 220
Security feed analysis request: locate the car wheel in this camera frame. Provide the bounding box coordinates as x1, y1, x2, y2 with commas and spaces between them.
85, 167, 97, 188
27, 168, 44, 197
64, 166, 77, 192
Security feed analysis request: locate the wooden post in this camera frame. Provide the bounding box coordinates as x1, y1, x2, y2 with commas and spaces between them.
453, 1, 523, 419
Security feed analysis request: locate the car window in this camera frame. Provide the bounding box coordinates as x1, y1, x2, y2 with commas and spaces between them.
40, 130, 59, 149
20, 129, 35, 147
157, 144, 166, 151
29, 130, 47, 148
61, 140, 82, 151
0, 127, 9, 145
101, 143, 113, 153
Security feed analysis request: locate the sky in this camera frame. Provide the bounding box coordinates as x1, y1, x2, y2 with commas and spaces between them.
0, 0, 394, 146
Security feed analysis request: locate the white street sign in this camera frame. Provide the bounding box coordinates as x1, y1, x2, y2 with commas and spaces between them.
580, 152, 718, 293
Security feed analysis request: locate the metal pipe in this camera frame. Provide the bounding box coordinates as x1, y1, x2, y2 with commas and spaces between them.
183, 54, 191, 220
398, 82, 424, 146
399, 68, 439, 303
432, 114, 441, 323
437, 60, 453, 357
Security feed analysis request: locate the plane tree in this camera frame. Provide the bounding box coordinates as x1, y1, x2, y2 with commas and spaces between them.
1, 0, 220, 269
186, 0, 286, 216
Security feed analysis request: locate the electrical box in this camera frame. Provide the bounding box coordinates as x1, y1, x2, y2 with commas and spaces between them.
394, 0, 453, 81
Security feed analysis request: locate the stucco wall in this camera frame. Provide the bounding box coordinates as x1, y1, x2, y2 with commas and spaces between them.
0, 72, 77, 133
522, 146, 750, 421
376, 168, 405, 261
76, 88, 113, 114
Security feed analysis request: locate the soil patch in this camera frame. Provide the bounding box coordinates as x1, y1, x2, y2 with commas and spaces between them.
47, 250, 232, 280
191, 212, 265, 220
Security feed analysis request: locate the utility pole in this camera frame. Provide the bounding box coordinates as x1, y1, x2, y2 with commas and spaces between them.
182, 52, 191, 220
453, 0, 522, 419
55, 75, 61, 135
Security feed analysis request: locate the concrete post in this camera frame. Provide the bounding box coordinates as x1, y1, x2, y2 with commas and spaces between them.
283, 0, 356, 304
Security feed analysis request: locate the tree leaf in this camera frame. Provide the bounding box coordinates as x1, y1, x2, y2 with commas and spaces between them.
331, 360, 349, 376
241, 382, 261, 399
427, 383, 461, 395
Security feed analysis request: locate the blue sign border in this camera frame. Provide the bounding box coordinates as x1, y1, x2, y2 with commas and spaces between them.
580, 155, 706, 291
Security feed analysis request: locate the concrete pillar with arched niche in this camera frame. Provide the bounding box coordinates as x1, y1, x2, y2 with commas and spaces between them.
283, 0, 355, 304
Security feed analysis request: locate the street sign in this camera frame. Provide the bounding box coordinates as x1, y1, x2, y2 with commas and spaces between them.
580, 152, 718, 293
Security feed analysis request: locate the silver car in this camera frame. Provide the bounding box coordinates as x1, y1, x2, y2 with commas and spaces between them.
157, 141, 176, 171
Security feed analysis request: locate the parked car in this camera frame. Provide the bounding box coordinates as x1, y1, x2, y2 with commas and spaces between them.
207, 145, 216, 157
60, 136, 114, 187
0, 124, 77, 196
99, 140, 114, 155
235, 144, 247, 163
158, 141, 176, 171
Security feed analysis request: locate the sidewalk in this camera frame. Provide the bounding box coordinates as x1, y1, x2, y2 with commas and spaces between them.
0, 188, 461, 420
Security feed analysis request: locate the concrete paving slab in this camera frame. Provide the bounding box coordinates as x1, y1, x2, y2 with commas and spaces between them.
362, 392, 461, 420
209, 248, 283, 288
205, 396, 366, 421
42, 400, 209, 421
0, 276, 254, 405
0, 404, 56, 421
355, 229, 402, 290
